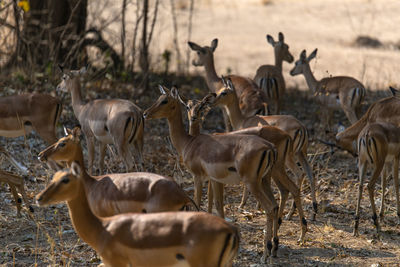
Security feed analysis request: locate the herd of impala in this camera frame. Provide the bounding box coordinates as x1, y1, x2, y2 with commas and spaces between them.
1, 32, 400, 266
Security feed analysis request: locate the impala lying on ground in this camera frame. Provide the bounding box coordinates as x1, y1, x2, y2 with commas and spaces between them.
38, 127, 197, 216
57, 66, 144, 174
254, 32, 294, 114
354, 122, 400, 236
213, 77, 316, 221
188, 39, 267, 118
0, 93, 62, 143
290, 49, 366, 128
336, 87, 400, 156
36, 163, 239, 267
144, 86, 280, 261
185, 92, 308, 238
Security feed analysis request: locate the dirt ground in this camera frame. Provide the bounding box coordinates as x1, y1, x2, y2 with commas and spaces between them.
0, 73, 399, 267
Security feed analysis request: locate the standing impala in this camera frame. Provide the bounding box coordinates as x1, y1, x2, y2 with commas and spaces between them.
212, 77, 316, 221
290, 49, 366, 128
185, 94, 308, 242
0, 93, 62, 143
188, 39, 267, 118
36, 163, 239, 267
254, 32, 294, 114
57, 66, 144, 174
354, 122, 400, 236
144, 86, 281, 261
38, 127, 197, 216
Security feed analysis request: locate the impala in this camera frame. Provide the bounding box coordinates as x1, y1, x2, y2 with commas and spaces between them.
188, 39, 267, 118
213, 77, 316, 221
57, 66, 144, 174
144, 86, 280, 261
290, 49, 366, 128
0, 93, 62, 143
38, 127, 198, 216
336, 87, 400, 156
36, 163, 239, 267
254, 32, 294, 114
354, 122, 400, 236
185, 93, 308, 238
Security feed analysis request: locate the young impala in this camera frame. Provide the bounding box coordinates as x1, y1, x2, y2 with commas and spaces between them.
188, 39, 267, 118
36, 163, 239, 267
354, 122, 400, 236
212, 77, 316, 221
185, 94, 308, 239
57, 66, 144, 174
254, 32, 294, 114
38, 127, 198, 216
144, 86, 281, 261
290, 49, 366, 128
0, 93, 62, 143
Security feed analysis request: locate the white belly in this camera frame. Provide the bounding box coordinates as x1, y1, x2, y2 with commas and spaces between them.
205, 162, 241, 185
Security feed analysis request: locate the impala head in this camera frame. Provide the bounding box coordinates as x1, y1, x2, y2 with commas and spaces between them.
143, 86, 184, 120
38, 127, 82, 163
290, 49, 317, 76
267, 32, 293, 63
214, 77, 236, 107
186, 93, 216, 124
56, 66, 87, 92
36, 162, 83, 206
188, 39, 218, 67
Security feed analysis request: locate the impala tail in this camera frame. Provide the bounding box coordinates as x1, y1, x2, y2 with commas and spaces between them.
293, 127, 308, 154
259, 76, 279, 101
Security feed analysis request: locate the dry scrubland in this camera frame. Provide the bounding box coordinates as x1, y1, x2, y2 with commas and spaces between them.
1, 0, 400, 266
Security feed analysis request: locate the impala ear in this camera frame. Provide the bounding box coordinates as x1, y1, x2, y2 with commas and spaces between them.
221, 75, 227, 87
300, 50, 307, 60
307, 48, 318, 62
70, 161, 81, 177
266, 34, 275, 45
72, 126, 82, 140
278, 32, 284, 43
210, 39, 218, 52
389, 86, 399, 96
227, 78, 234, 91
58, 64, 64, 73
63, 126, 70, 136
188, 41, 202, 51
158, 85, 167, 95
170, 87, 179, 99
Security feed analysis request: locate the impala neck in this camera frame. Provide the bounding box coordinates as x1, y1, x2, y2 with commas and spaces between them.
274, 52, 283, 73
69, 78, 85, 117
189, 121, 201, 136
203, 56, 221, 93
223, 96, 246, 130
166, 102, 193, 155
66, 183, 105, 252
302, 64, 319, 93
67, 145, 85, 169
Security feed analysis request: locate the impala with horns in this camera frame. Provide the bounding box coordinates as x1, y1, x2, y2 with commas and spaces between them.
144, 85, 282, 261
290, 49, 366, 128
188, 39, 267, 118
254, 32, 294, 114
57, 66, 144, 174
212, 77, 316, 221
38, 126, 198, 216
336, 87, 400, 156
36, 162, 239, 267
354, 122, 400, 236
185, 94, 308, 244
0, 93, 62, 144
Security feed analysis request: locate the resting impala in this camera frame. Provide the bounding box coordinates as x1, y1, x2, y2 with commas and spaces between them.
38, 126, 198, 216
144, 86, 280, 261
212, 77, 316, 221
36, 163, 239, 267
254, 32, 294, 114
185, 93, 308, 238
336, 87, 400, 156
57, 66, 144, 174
290, 49, 366, 128
188, 39, 267, 118
0, 93, 62, 143
354, 122, 400, 236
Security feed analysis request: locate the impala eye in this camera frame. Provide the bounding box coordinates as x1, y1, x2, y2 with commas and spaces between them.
58, 142, 66, 148
62, 177, 70, 184
161, 99, 168, 105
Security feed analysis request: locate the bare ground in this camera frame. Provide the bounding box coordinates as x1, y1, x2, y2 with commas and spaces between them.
0, 74, 399, 266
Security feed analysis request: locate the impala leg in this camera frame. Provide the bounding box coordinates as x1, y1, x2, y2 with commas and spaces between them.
193, 176, 203, 209
272, 178, 289, 228
16, 183, 33, 213
98, 142, 107, 174
133, 126, 144, 169
212, 181, 224, 218
207, 180, 213, 213
298, 151, 317, 221
367, 161, 384, 234
393, 157, 400, 224
86, 136, 95, 175
354, 160, 367, 237
239, 186, 249, 208
9, 184, 22, 217
284, 155, 304, 221
379, 165, 388, 219
342, 106, 359, 124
